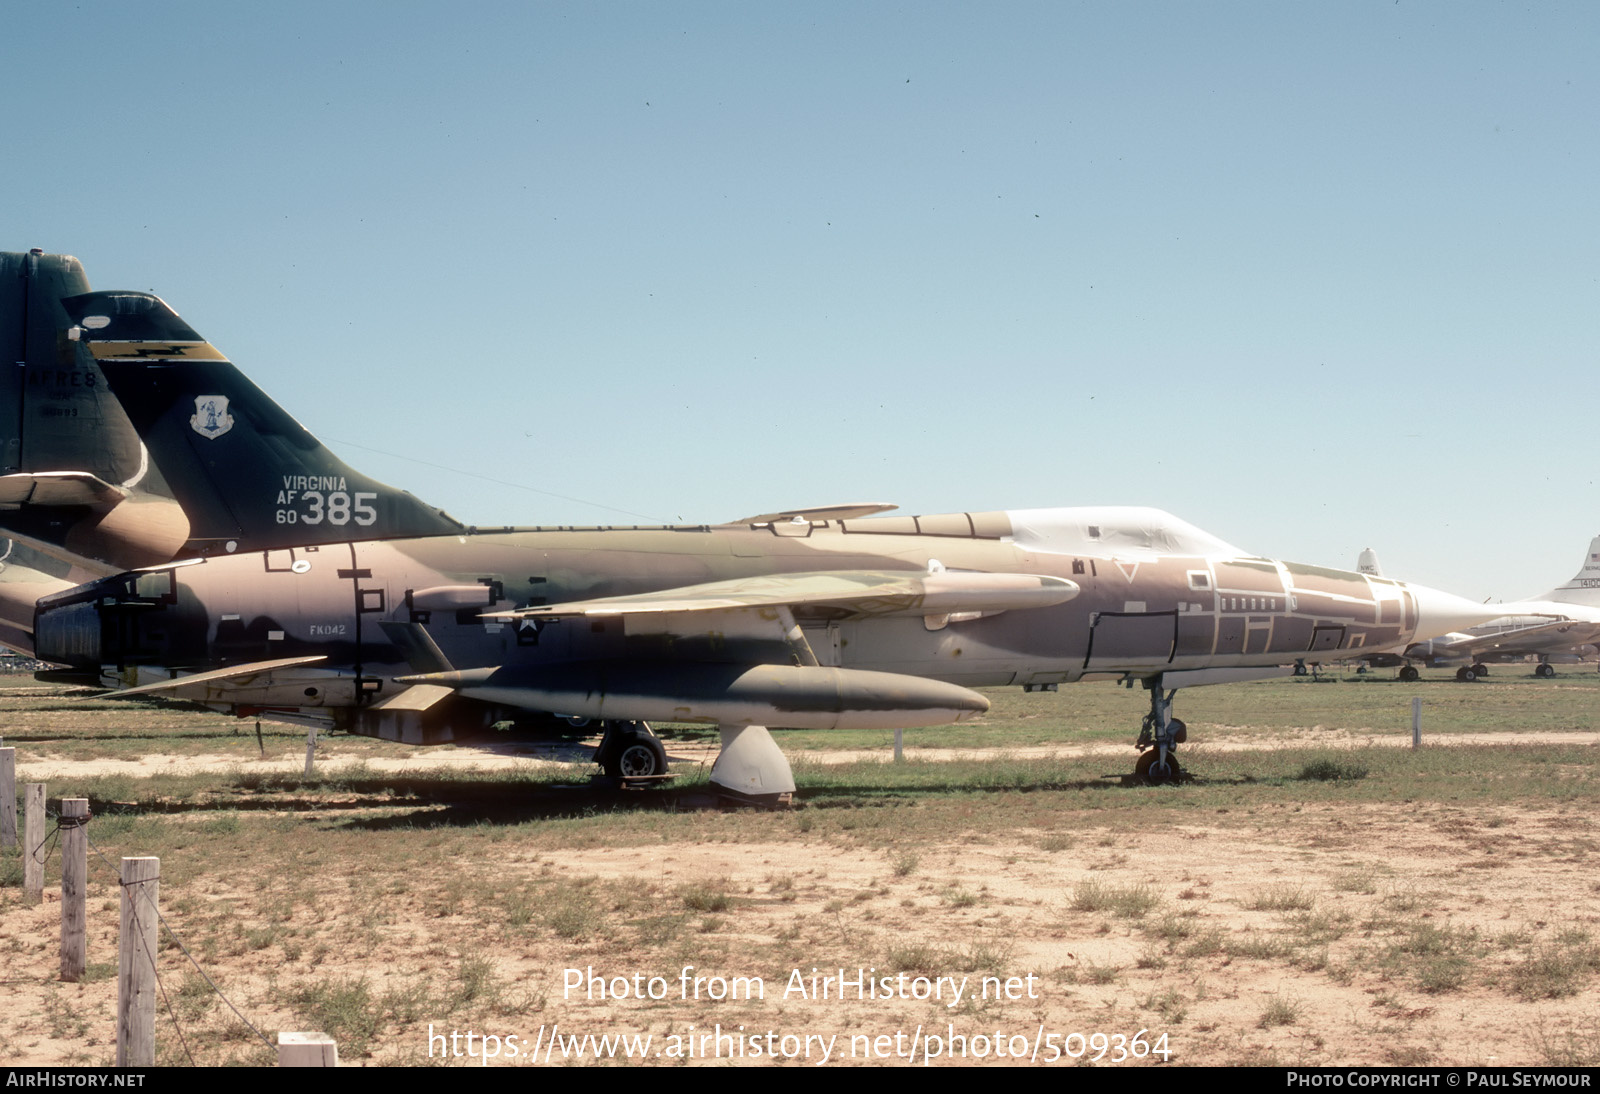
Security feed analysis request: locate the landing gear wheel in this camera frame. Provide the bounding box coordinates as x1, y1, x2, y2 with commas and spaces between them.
1471, 663, 1489, 678
1399, 665, 1420, 682
1536, 663, 1556, 679
1133, 679, 1188, 780
1135, 750, 1182, 784
1455, 666, 1478, 683
615, 738, 667, 777
596, 723, 669, 779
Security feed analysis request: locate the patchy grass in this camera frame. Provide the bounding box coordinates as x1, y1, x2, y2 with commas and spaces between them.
1259, 994, 1302, 1028
3, 676, 1600, 1067
1070, 881, 1161, 918
1246, 884, 1316, 912
679, 880, 734, 913
1508, 934, 1600, 1000
1297, 758, 1369, 782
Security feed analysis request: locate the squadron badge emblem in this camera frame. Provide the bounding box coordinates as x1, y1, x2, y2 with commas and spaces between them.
190, 395, 234, 440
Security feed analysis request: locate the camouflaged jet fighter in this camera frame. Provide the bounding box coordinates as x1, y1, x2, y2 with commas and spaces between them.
22, 285, 1509, 797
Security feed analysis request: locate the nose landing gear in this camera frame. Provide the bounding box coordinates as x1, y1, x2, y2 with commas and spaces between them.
1133, 678, 1187, 784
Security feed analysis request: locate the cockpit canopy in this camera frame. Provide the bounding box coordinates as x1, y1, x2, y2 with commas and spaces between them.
1006, 507, 1245, 559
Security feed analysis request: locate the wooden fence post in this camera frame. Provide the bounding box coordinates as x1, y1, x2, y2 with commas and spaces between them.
60, 798, 88, 982
117, 857, 160, 1067
23, 783, 44, 903
1, 746, 15, 849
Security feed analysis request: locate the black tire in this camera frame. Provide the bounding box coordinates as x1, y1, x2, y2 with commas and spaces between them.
615, 738, 667, 777
1456, 666, 1477, 683
1399, 665, 1420, 683
1134, 750, 1182, 784
598, 726, 668, 778
1471, 664, 1489, 678
1536, 663, 1556, 679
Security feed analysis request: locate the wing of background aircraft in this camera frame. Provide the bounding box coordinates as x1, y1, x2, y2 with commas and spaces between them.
1358, 539, 1600, 679
1415, 618, 1600, 662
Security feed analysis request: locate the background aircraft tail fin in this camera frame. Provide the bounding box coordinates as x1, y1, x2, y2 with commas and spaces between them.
0, 251, 199, 569
64, 290, 463, 553
0, 250, 155, 488
1535, 534, 1600, 607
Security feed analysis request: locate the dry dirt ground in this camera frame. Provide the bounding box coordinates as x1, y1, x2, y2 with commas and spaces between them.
4, 738, 1599, 1068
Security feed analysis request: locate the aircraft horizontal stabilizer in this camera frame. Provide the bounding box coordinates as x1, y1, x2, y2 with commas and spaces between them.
734, 503, 899, 524
104, 655, 328, 698
0, 472, 129, 512
489, 569, 1079, 621
367, 683, 458, 713
395, 662, 990, 730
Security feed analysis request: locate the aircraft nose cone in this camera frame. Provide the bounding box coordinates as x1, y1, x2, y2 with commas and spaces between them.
1408, 583, 1508, 640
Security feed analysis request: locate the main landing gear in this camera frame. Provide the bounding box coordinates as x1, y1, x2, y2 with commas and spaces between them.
1134, 677, 1187, 784
593, 720, 670, 780
591, 720, 796, 804
1536, 662, 1556, 679
1455, 664, 1489, 683
1399, 665, 1420, 682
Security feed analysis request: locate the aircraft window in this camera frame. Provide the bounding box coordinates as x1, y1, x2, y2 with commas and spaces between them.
1187, 571, 1211, 591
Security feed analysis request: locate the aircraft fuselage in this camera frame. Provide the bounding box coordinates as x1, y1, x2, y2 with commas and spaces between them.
35, 509, 1450, 726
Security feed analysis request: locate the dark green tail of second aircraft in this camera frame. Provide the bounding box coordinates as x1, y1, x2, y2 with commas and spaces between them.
62, 289, 463, 554
0, 250, 461, 572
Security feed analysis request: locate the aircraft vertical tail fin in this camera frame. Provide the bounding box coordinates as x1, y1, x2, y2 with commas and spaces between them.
0, 250, 153, 486
0, 251, 199, 569
1, 251, 92, 476
63, 290, 463, 554
1536, 535, 1600, 607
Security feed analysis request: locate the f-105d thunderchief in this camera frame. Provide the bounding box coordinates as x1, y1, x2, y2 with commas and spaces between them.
22, 275, 1502, 797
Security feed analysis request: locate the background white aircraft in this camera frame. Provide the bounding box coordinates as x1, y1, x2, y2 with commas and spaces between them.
1359, 538, 1600, 681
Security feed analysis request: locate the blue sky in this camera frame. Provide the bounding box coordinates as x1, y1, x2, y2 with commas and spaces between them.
7, 2, 1598, 600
